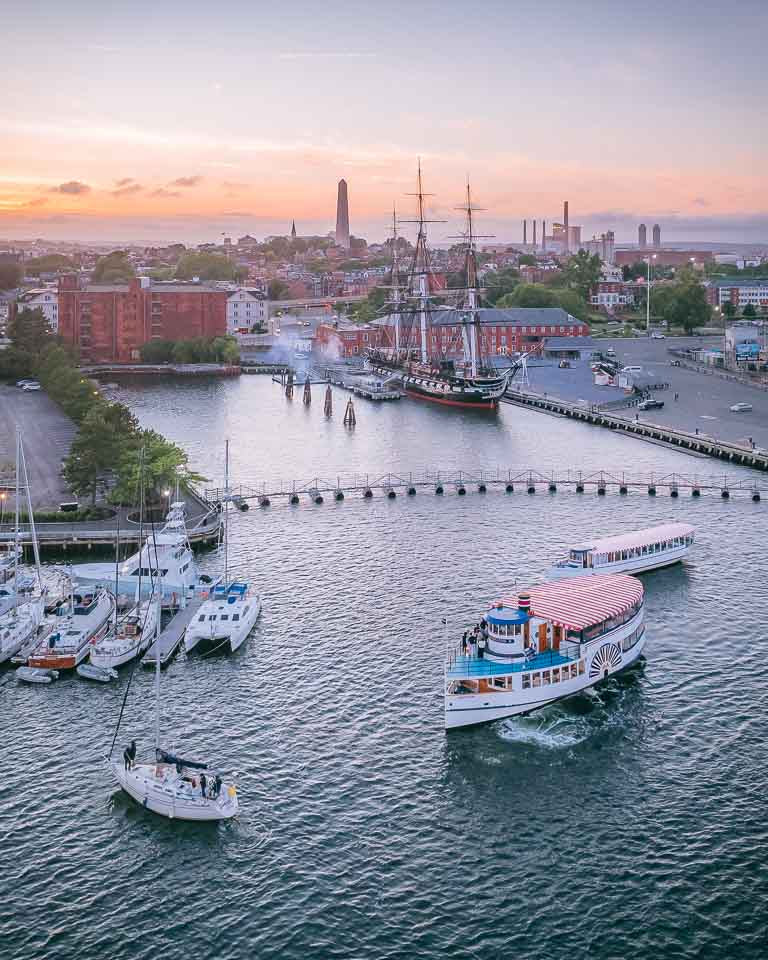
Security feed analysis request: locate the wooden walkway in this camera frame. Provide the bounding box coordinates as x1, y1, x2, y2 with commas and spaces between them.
205, 466, 766, 506
141, 597, 205, 668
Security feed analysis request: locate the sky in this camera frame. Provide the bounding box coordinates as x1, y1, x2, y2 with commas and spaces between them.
1, 0, 766, 246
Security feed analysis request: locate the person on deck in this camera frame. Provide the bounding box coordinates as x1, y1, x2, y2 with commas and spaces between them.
124, 740, 136, 771
214, 774, 222, 799
200, 772, 207, 798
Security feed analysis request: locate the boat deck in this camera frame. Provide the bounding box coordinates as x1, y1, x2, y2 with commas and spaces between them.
447, 650, 575, 679
141, 598, 205, 668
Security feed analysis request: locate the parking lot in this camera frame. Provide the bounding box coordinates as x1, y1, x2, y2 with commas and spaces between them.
524, 336, 768, 451
0, 384, 76, 508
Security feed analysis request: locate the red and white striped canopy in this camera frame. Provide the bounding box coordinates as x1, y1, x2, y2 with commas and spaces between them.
498, 574, 644, 631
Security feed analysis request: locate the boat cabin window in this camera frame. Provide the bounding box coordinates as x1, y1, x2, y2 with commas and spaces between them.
208, 615, 216, 621
232, 614, 240, 622
197, 615, 205, 622
490, 677, 507, 689
220, 614, 229, 621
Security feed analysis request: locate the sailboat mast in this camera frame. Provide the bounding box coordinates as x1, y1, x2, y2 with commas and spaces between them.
13, 429, 20, 617
390, 205, 401, 356
416, 162, 429, 364
18, 432, 42, 593
224, 439, 229, 586
466, 182, 479, 378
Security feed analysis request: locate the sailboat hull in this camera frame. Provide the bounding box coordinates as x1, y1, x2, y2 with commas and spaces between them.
112, 762, 239, 821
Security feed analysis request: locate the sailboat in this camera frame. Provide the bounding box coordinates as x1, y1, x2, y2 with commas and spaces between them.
0, 431, 46, 664
110, 452, 240, 821
368, 166, 520, 410
185, 440, 261, 655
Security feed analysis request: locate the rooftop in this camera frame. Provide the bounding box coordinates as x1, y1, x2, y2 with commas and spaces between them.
430, 307, 582, 328
497, 574, 644, 631
575, 522, 695, 553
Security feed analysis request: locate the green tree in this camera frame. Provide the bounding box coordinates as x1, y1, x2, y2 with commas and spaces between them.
23, 254, 75, 276
140, 339, 176, 363
0, 262, 23, 289
92, 251, 135, 283
483, 267, 520, 305
654, 278, 711, 332
622, 261, 649, 282
564, 250, 602, 300
517, 254, 536, 266
63, 403, 141, 504
742, 304, 757, 319
721, 301, 736, 320
111, 429, 203, 506
506, 283, 559, 308
268, 279, 290, 300
8, 306, 54, 353
554, 289, 591, 322
175, 252, 245, 282
346, 286, 387, 324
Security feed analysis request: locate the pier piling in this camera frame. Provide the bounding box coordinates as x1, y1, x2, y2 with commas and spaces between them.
285, 371, 294, 400
303, 376, 312, 406
324, 384, 333, 417
343, 398, 356, 427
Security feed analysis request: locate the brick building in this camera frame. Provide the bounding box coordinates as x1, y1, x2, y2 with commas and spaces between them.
314, 321, 380, 359
705, 278, 768, 309
57, 275, 227, 363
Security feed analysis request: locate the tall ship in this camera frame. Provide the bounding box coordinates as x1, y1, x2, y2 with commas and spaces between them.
367, 167, 518, 410
444, 574, 645, 729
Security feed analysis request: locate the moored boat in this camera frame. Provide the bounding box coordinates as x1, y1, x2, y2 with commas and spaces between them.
16, 666, 59, 684
27, 588, 115, 670
90, 597, 160, 669
77, 663, 118, 682
549, 522, 695, 579
444, 574, 645, 729
185, 582, 262, 655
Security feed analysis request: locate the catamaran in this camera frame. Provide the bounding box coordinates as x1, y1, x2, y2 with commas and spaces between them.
185, 440, 261, 655
549, 522, 695, 579
444, 574, 645, 729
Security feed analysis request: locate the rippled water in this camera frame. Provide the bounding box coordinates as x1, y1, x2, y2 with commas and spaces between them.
3, 377, 767, 959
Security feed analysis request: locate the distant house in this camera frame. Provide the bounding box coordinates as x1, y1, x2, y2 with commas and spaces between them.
227, 289, 269, 334
14, 287, 59, 331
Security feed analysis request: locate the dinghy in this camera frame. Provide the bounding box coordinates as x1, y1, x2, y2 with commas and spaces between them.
16, 666, 59, 684
77, 663, 118, 682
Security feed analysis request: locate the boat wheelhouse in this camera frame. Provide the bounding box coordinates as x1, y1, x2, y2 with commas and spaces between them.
445, 574, 645, 729
549, 522, 694, 579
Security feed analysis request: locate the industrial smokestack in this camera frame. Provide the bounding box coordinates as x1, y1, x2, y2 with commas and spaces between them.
523, 220, 527, 245
542, 220, 546, 251
563, 201, 569, 253
533, 220, 537, 248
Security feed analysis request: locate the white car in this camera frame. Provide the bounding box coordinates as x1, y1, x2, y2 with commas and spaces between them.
730, 402, 753, 413
21, 382, 41, 391
16, 379, 36, 387
650, 332, 666, 339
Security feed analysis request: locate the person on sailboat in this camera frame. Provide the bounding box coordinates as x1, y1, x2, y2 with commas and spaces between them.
200, 772, 207, 798
214, 774, 222, 798
124, 740, 136, 771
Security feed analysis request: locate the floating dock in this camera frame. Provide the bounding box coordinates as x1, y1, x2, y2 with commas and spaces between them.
141, 597, 205, 668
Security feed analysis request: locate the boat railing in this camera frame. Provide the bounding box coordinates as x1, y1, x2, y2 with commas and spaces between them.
446, 640, 581, 676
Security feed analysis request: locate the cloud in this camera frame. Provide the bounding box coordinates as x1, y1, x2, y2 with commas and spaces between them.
150, 188, 181, 198
692, 196, 710, 207
277, 52, 377, 60
21, 197, 48, 208
222, 181, 249, 191
51, 180, 91, 195
114, 177, 134, 187
169, 175, 203, 188
112, 184, 143, 197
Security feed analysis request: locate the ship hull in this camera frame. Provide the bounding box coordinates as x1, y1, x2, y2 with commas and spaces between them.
371, 362, 508, 411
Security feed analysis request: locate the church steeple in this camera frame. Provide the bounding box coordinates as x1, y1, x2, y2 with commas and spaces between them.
290, 220, 297, 239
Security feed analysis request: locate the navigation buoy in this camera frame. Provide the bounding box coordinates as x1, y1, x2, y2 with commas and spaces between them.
576, 483, 584, 493
648, 486, 657, 496
548, 483, 557, 493
478, 483, 487, 494
670, 487, 679, 498
435, 484, 444, 495
407, 486, 416, 496
619, 485, 628, 495
505, 483, 514, 493
363, 488, 373, 499
289, 493, 300, 505
721, 489, 730, 499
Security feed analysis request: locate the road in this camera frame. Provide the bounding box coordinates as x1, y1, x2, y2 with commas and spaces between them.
0, 384, 76, 508
524, 336, 768, 451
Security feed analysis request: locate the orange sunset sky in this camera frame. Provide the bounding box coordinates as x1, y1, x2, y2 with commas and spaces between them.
1, 0, 766, 245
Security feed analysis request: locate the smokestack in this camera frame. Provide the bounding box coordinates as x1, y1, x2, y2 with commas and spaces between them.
523, 220, 527, 245
563, 201, 569, 253
542, 220, 546, 252
533, 220, 537, 248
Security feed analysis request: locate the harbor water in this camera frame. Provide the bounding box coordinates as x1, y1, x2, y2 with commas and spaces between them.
3, 376, 767, 959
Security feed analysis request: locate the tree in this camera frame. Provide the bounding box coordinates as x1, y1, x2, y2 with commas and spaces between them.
268, 279, 290, 301
110, 429, 203, 506
564, 250, 602, 300
346, 286, 387, 324
721, 301, 736, 320
7, 307, 54, 353
518, 254, 536, 266
742, 304, 757, 319
63, 403, 141, 504
140, 339, 175, 363
554, 289, 591, 323
92, 251, 135, 284
175, 252, 245, 283
23, 254, 75, 276
622, 261, 649, 282
483, 267, 520, 305
0, 262, 23, 289
654, 278, 710, 332
506, 283, 559, 308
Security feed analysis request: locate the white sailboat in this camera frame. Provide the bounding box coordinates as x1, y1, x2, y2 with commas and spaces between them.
0, 431, 46, 664
185, 440, 261, 656
111, 590, 239, 820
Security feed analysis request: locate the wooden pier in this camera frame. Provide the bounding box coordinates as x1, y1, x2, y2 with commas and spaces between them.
141, 597, 205, 668
503, 389, 768, 471
204, 466, 766, 506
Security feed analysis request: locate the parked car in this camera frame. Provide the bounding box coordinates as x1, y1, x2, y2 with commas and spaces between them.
638, 398, 665, 411
621, 365, 642, 375
730, 402, 753, 413
650, 332, 666, 339
21, 381, 41, 391
670, 359, 681, 367
16, 379, 36, 387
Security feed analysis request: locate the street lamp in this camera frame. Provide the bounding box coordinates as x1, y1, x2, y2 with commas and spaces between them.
646, 254, 657, 334
0, 491, 5, 526
163, 488, 171, 514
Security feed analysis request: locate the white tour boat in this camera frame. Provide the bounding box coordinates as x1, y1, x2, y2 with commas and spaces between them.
549, 522, 695, 579
71, 502, 211, 607
90, 596, 160, 669
444, 574, 645, 729
27, 588, 115, 670
185, 440, 261, 656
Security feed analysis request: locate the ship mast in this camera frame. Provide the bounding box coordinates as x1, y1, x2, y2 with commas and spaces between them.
453, 180, 492, 379
401, 160, 444, 365
390, 205, 401, 357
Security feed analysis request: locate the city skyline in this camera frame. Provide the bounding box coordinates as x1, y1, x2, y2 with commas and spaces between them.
1, 0, 766, 245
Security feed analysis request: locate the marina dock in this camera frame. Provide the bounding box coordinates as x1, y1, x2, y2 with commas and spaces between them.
141, 597, 205, 668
